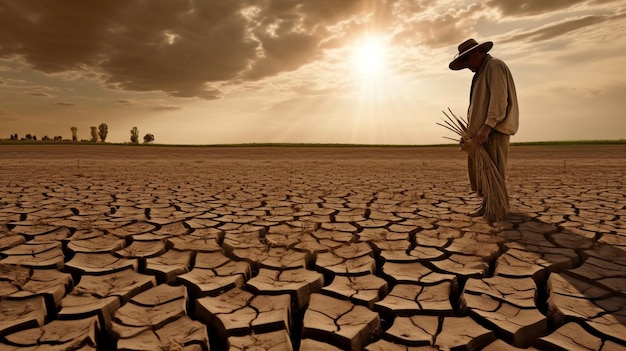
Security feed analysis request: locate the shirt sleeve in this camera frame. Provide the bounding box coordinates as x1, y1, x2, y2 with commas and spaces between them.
484, 60, 510, 128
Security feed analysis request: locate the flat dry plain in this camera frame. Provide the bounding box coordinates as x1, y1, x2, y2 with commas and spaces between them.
0, 144, 625, 351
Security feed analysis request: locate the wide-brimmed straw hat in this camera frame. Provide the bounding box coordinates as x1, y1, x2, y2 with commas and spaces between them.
449, 38, 493, 70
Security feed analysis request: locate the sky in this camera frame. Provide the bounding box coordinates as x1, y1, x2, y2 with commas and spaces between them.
1, 0, 625, 145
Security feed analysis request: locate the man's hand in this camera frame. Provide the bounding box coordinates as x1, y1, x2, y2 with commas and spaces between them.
474, 124, 492, 145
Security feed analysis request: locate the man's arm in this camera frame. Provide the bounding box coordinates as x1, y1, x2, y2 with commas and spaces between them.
484, 60, 510, 129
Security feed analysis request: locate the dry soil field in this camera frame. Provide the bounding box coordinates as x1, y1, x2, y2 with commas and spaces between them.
0, 144, 625, 350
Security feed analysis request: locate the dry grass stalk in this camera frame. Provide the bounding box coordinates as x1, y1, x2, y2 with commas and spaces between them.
438, 108, 509, 222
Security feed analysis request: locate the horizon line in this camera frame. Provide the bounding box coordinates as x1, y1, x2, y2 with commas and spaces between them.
2, 139, 625, 148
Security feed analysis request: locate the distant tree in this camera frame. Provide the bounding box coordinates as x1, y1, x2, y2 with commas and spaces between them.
143, 133, 155, 143
71, 127, 78, 141
130, 126, 139, 143
90, 127, 98, 142
42, 135, 50, 141
98, 123, 108, 142
25, 134, 32, 140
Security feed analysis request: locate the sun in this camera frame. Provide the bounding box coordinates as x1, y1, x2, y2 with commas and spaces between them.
350, 36, 389, 79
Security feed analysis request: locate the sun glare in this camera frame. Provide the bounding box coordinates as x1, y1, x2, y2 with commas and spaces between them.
351, 37, 388, 79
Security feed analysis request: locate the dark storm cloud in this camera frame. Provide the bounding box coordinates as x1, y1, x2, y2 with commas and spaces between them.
0, 0, 376, 99
0, 1, 122, 72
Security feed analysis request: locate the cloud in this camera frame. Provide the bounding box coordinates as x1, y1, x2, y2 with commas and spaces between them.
114, 98, 183, 110
0, 111, 17, 122
486, 0, 588, 17
0, 0, 621, 101
152, 104, 183, 111
27, 91, 51, 97
0, 1, 252, 98
55, 102, 75, 106
503, 13, 626, 44
100, 2, 258, 98
0, 1, 123, 71
392, 5, 485, 48
0, 0, 395, 99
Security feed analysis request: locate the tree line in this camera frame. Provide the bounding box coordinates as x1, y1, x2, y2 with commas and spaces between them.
7, 123, 155, 144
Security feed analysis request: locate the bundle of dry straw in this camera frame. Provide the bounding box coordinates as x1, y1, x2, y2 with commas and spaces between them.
438, 108, 509, 222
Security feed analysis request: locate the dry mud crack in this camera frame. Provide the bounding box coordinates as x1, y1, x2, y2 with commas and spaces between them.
0, 144, 625, 350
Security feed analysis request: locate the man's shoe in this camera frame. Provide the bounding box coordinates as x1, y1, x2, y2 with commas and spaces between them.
468, 205, 485, 217
484, 214, 497, 223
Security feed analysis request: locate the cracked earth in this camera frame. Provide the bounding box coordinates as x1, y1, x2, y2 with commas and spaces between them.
0, 144, 624, 350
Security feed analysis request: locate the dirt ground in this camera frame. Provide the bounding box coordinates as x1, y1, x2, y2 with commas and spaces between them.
2, 143, 624, 182
0, 144, 625, 350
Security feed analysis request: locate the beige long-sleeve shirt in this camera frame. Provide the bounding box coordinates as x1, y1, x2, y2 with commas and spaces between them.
467, 55, 519, 136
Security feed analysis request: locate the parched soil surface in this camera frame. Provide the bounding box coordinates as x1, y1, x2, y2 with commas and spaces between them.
0, 144, 625, 351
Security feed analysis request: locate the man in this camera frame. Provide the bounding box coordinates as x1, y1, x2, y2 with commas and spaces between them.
449, 38, 519, 218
